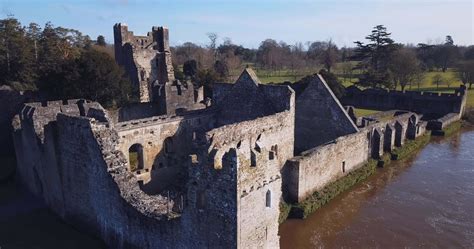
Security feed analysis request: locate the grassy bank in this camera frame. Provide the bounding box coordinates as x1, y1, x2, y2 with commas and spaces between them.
279, 123, 462, 222
443, 121, 463, 137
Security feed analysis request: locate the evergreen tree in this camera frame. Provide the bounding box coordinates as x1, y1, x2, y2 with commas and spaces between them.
96, 35, 106, 46
0, 17, 37, 89
353, 25, 399, 88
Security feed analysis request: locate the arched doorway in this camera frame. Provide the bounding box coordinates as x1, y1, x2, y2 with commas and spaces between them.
128, 143, 144, 172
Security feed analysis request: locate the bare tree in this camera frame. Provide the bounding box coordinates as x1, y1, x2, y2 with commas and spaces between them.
389, 48, 423, 91
341, 61, 354, 84
456, 60, 474, 89
207, 32, 218, 62
432, 73, 444, 90
322, 39, 338, 73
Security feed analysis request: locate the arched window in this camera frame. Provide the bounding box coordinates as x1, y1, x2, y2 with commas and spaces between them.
266, 190, 271, 208
128, 144, 144, 172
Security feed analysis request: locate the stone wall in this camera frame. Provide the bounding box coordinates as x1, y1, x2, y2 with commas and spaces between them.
283, 110, 427, 203
284, 131, 369, 203
113, 23, 204, 114
342, 85, 468, 117
115, 111, 215, 194
0, 86, 35, 156
293, 75, 358, 153
11, 100, 242, 248
215, 68, 294, 126
196, 110, 295, 248
11, 68, 298, 248
427, 112, 461, 131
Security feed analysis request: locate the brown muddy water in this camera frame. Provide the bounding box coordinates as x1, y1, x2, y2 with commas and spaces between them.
280, 129, 474, 249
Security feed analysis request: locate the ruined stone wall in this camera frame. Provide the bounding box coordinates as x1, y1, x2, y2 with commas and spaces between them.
294, 75, 358, 153
114, 23, 156, 102
12, 100, 243, 248
342, 86, 467, 117
427, 112, 461, 130
162, 83, 204, 114
194, 109, 294, 248
284, 110, 428, 203
12, 100, 109, 214
284, 131, 369, 203
108, 102, 162, 123
114, 23, 204, 113
215, 68, 294, 126
115, 111, 215, 194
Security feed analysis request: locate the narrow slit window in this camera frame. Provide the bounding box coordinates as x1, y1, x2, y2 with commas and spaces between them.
266, 190, 271, 208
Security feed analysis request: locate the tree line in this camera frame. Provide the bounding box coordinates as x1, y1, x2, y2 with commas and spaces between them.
0, 17, 132, 108
172, 25, 474, 90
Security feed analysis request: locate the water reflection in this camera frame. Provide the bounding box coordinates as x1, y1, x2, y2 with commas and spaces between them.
280, 129, 474, 249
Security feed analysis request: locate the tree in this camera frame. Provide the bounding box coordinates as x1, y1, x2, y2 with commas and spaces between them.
416, 43, 436, 71
96, 35, 106, 46
213, 60, 229, 79
207, 32, 218, 62
322, 39, 338, 73
432, 73, 444, 90
318, 69, 346, 99
0, 17, 37, 89
257, 39, 281, 70
341, 61, 354, 84
464, 46, 474, 60
27, 22, 41, 61
196, 69, 220, 98
389, 48, 423, 91
456, 60, 474, 89
53, 49, 132, 108
436, 35, 459, 72
353, 25, 399, 88
183, 59, 198, 78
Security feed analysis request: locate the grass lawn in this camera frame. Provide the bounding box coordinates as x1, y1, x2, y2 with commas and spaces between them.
338, 69, 473, 109
354, 108, 380, 117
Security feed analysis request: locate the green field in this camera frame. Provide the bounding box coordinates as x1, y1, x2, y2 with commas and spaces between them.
354, 108, 380, 117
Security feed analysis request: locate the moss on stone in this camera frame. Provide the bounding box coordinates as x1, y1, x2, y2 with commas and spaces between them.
288, 158, 379, 219
443, 121, 462, 137
279, 201, 292, 224
391, 134, 431, 162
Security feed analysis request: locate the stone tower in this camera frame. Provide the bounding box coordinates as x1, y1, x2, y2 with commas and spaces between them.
114, 23, 202, 113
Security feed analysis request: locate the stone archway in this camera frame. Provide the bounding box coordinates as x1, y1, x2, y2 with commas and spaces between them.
128, 143, 144, 172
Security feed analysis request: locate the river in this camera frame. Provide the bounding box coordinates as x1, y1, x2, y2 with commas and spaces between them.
280, 129, 474, 249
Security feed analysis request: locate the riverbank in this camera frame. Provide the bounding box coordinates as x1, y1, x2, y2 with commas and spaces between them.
280, 120, 463, 222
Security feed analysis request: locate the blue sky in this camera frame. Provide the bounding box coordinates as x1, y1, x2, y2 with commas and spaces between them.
1, 0, 473, 48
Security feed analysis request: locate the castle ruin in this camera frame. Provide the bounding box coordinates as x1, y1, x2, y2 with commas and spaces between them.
11, 25, 468, 248
114, 23, 203, 114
